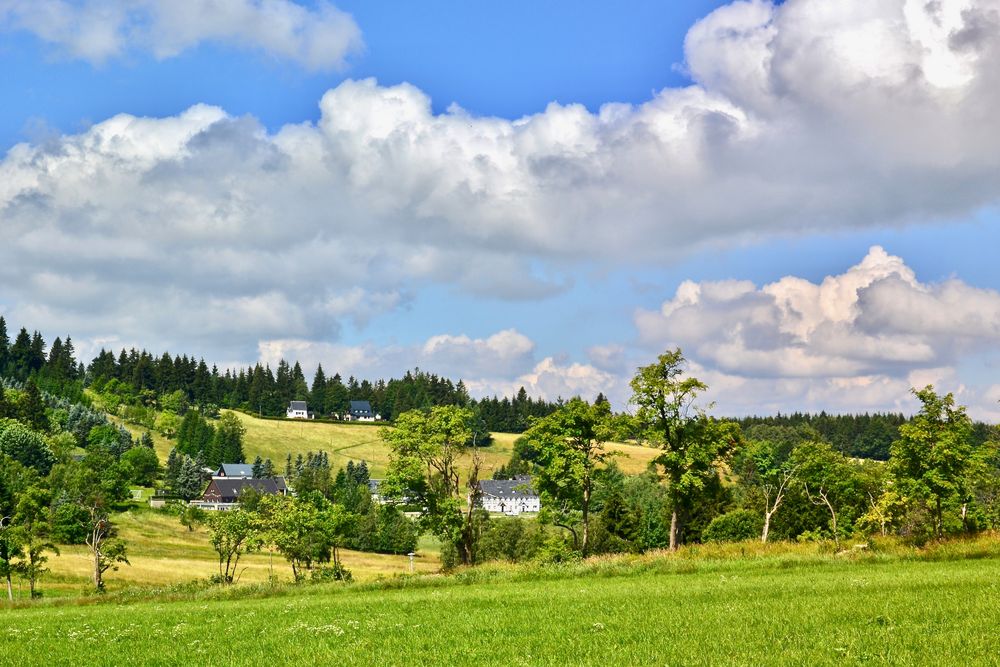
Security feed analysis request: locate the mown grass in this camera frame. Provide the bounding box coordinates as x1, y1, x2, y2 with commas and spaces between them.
6, 508, 440, 601
3, 541, 1000, 665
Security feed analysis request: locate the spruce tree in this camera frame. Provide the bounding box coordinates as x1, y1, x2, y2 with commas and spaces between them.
18, 380, 48, 432
0, 316, 8, 374
311, 364, 327, 416
252, 455, 264, 478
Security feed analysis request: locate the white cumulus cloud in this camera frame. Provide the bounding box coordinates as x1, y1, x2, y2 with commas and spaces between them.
0, 0, 363, 69
635, 246, 1000, 418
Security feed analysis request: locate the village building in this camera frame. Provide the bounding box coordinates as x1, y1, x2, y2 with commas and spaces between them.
476, 476, 540, 515
286, 400, 310, 419
213, 463, 254, 479
347, 400, 380, 421
193, 476, 289, 511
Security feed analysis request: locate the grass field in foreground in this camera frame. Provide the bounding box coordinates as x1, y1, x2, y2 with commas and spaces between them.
3, 552, 1000, 665
12, 509, 440, 600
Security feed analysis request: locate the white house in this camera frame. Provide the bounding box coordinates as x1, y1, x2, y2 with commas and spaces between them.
347, 400, 380, 422
286, 401, 310, 419
476, 476, 540, 516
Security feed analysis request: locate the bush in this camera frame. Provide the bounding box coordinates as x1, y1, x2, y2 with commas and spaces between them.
121, 446, 161, 486
310, 563, 353, 583
0, 418, 56, 474
702, 510, 763, 543
51, 501, 90, 544
477, 518, 546, 564
533, 535, 581, 565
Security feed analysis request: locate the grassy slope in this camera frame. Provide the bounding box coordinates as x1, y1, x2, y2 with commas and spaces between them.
231, 412, 661, 478
3, 551, 1000, 665
24, 509, 440, 600
116, 409, 662, 478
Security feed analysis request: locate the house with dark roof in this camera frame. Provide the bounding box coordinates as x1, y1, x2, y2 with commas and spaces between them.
193, 476, 289, 511
213, 463, 254, 479
286, 400, 310, 419
476, 476, 540, 515
347, 400, 380, 422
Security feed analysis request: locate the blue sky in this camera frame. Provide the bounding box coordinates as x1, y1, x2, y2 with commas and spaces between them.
2, 0, 1000, 417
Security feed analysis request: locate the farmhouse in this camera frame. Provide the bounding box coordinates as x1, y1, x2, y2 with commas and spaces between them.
213, 463, 254, 479
286, 400, 310, 419
193, 477, 289, 511
347, 400, 380, 421
476, 476, 540, 515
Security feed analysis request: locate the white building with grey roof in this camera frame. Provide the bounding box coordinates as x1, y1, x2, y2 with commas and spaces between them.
476, 476, 540, 515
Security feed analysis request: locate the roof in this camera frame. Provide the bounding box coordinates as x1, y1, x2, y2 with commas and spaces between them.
217, 463, 254, 478
349, 400, 372, 414
209, 477, 287, 500
369, 479, 381, 492
288, 401, 308, 411
479, 476, 537, 499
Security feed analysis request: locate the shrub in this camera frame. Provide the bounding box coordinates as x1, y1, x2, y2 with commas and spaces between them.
310, 563, 352, 583
533, 535, 581, 565
702, 510, 763, 543
51, 501, 90, 544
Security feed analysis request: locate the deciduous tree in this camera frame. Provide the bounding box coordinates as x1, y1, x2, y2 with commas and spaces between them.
629, 349, 740, 549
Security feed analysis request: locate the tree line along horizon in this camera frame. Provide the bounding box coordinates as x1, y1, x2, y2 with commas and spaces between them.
0, 315, 983, 458
1, 313, 1000, 596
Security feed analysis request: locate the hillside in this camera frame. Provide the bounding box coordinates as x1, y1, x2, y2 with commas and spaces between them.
4, 548, 1000, 664
140, 411, 662, 479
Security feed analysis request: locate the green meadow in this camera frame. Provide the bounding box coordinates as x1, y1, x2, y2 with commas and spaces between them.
131, 410, 662, 479
3, 546, 1000, 666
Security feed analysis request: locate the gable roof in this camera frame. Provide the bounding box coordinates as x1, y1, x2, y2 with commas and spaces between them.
207, 477, 287, 500
217, 463, 254, 478
349, 400, 372, 414
479, 476, 537, 499
288, 401, 308, 411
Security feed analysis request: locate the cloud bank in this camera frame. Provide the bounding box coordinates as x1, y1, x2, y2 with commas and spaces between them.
2, 0, 1000, 415
636, 246, 1000, 419
0, 0, 363, 69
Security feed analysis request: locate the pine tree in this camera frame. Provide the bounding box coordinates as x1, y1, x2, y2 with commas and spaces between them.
262, 458, 275, 479
19, 380, 48, 432
252, 455, 264, 478
0, 316, 8, 374
28, 331, 46, 376
140, 432, 154, 449
8, 328, 32, 381
311, 364, 327, 417
166, 448, 182, 486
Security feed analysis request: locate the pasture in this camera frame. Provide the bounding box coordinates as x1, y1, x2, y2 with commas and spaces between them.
7, 508, 439, 600
3, 548, 1000, 665
119, 409, 662, 478
230, 412, 661, 478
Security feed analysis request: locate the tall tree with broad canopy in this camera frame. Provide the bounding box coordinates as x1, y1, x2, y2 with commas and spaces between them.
518, 398, 612, 555
890, 386, 974, 539
629, 348, 741, 550
382, 405, 484, 565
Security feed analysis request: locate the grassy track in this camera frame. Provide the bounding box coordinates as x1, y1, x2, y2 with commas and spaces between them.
2, 553, 1000, 665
